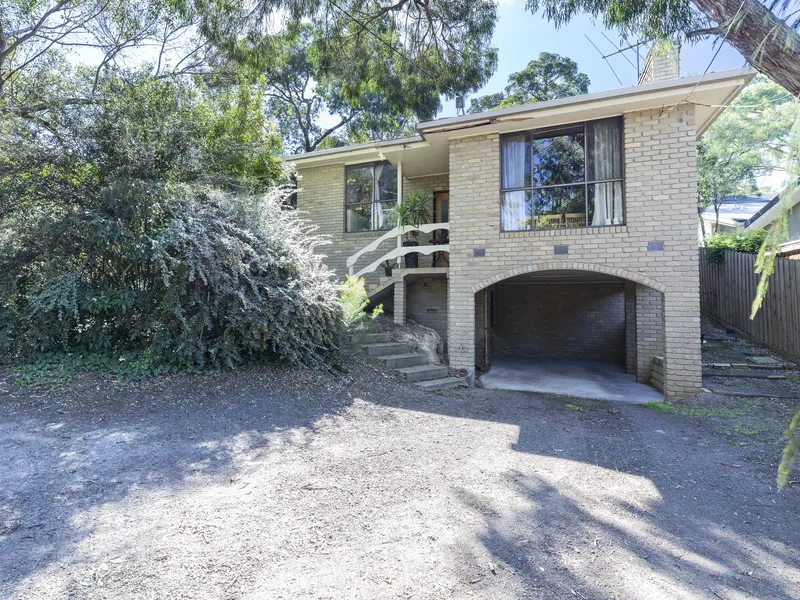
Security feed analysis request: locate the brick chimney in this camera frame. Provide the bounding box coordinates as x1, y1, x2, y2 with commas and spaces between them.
638, 40, 680, 85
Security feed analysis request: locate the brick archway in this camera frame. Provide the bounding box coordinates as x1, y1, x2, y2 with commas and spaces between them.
469, 261, 667, 294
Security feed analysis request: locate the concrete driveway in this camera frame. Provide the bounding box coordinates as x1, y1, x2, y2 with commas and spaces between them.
480, 357, 664, 403
0, 364, 798, 599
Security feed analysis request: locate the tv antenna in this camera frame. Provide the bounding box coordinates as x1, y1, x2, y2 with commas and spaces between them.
585, 35, 650, 83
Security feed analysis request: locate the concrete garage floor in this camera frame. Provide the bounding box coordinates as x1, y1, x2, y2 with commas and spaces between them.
480, 357, 664, 404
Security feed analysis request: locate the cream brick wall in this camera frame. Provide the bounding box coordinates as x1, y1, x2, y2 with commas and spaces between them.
446, 106, 702, 399
295, 164, 382, 288
638, 45, 679, 85
407, 277, 448, 341
635, 284, 665, 382
624, 281, 637, 374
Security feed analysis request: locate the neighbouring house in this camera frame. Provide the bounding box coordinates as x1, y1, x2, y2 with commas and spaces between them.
700, 193, 778, 236
742, 186, 800, 259
701, 186, 800, 259
288, 51, 753, 400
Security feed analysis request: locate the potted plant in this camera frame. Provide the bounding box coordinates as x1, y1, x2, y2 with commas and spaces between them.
391, 191, 432, 268
382, 260, 394, 277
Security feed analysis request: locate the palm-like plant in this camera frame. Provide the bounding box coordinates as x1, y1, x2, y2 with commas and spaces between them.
392, 191, 432, 244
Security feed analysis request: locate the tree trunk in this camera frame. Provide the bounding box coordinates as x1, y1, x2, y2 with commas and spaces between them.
692, 0, 800, 96
698, 203, 708, 240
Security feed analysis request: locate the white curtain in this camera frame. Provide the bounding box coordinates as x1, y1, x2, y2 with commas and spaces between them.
501, 135, 528, 230
590, 120, 623, 226
502, 191, 527, 231
373, 163, 385, 230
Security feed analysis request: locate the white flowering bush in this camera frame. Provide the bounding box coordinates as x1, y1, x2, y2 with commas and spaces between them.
0, 185, 343, 368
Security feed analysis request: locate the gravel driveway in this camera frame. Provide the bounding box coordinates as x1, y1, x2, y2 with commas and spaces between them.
1, 363, 798, 599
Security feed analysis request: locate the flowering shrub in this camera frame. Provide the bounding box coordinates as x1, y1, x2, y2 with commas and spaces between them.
0, 186, 343, 368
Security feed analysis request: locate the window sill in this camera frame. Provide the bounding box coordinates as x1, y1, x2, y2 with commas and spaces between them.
499, 225, 627, 238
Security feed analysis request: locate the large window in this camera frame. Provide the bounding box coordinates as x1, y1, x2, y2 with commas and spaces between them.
500, 118, 623, 231
345, 161, 397, 232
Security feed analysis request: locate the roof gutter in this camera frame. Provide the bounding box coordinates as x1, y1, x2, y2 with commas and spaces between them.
282, 136, 427, 165
417, 67, 755, 136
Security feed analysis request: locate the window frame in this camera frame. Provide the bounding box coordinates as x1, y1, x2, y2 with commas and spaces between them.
344, 160, 398, 234
499, 117, 625, 232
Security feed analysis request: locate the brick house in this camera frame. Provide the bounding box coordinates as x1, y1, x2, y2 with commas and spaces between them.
289, 60, 753, 399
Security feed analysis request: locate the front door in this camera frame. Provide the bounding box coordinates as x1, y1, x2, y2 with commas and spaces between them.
433, 191, 450, 267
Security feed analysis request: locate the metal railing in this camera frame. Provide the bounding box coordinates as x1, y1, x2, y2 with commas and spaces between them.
346, 222, 450, 278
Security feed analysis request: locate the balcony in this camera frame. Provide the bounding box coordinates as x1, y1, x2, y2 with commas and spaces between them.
346, 222, 450, 278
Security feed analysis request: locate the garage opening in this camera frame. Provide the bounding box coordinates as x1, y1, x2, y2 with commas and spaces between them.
476, 270, 663, 403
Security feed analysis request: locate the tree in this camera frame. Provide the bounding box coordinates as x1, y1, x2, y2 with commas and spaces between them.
697, 76, 797, 237
255, 24, 417, 153
194, 0, 498, 151
526, 0, 800, 96
0, 0, 212, 130
469, 52, 590, 113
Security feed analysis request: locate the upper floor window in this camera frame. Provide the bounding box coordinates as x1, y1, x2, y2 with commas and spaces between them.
345, 161, 397, 232
500, 118, 623, 231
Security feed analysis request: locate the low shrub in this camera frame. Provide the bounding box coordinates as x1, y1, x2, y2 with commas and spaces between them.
340, 275, 383, 332
703, 229, 768, 263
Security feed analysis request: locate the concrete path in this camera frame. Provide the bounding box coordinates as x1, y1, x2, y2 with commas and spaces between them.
480, 357, 664, 404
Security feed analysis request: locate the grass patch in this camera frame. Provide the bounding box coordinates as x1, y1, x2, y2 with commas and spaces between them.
564, 403, 585, 412
644, 401, 747, 418
11, 351, 219, 392
718, 424, 763, 437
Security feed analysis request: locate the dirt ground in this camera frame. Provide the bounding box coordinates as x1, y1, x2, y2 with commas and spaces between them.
1, 333, 799, 599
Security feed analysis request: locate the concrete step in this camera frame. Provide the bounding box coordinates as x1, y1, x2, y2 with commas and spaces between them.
398, 364, 448, 383
351, 332, 393, 344
415, 377, 468, 390
363, 342, 412, 357
379, 352, 428, 369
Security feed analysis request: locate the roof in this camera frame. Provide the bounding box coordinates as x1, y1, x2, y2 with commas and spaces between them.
285, 67, 755, 178
745, 185, 800, 231
701, 194, 777, 228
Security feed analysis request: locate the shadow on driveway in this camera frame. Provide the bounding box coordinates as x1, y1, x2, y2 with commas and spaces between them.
375, 387, 800, 599
1, 365, 798, 599
0, 365, 354, 596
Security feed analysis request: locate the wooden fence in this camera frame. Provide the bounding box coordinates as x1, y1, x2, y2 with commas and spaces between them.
699, 249, 800, 361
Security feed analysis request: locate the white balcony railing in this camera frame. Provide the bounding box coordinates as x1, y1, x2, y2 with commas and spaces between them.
346, 222, 449, 278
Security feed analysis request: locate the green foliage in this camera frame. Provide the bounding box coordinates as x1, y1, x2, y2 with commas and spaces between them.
525, 0, 699, 42
644, 401, 747, 418
1, 72, 343, 371
1, 184, 344, 369
0, 0, 202, 126
249, 23, 421, 153
12, 351, 219, 391
199, 5, 498, 152
753, 108, 800, 318
698, 76, 798, 236
391, 191, 432, 242
340, 275, 383, 332
469, 52, 589, 113
703, 229, 769, 263
778, 407, 800, 490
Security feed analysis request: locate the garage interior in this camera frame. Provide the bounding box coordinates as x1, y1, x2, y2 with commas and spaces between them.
476, 270, 663, 403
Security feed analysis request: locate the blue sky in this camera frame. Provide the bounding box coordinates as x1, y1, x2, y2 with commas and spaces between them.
436, 0, 747, 118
